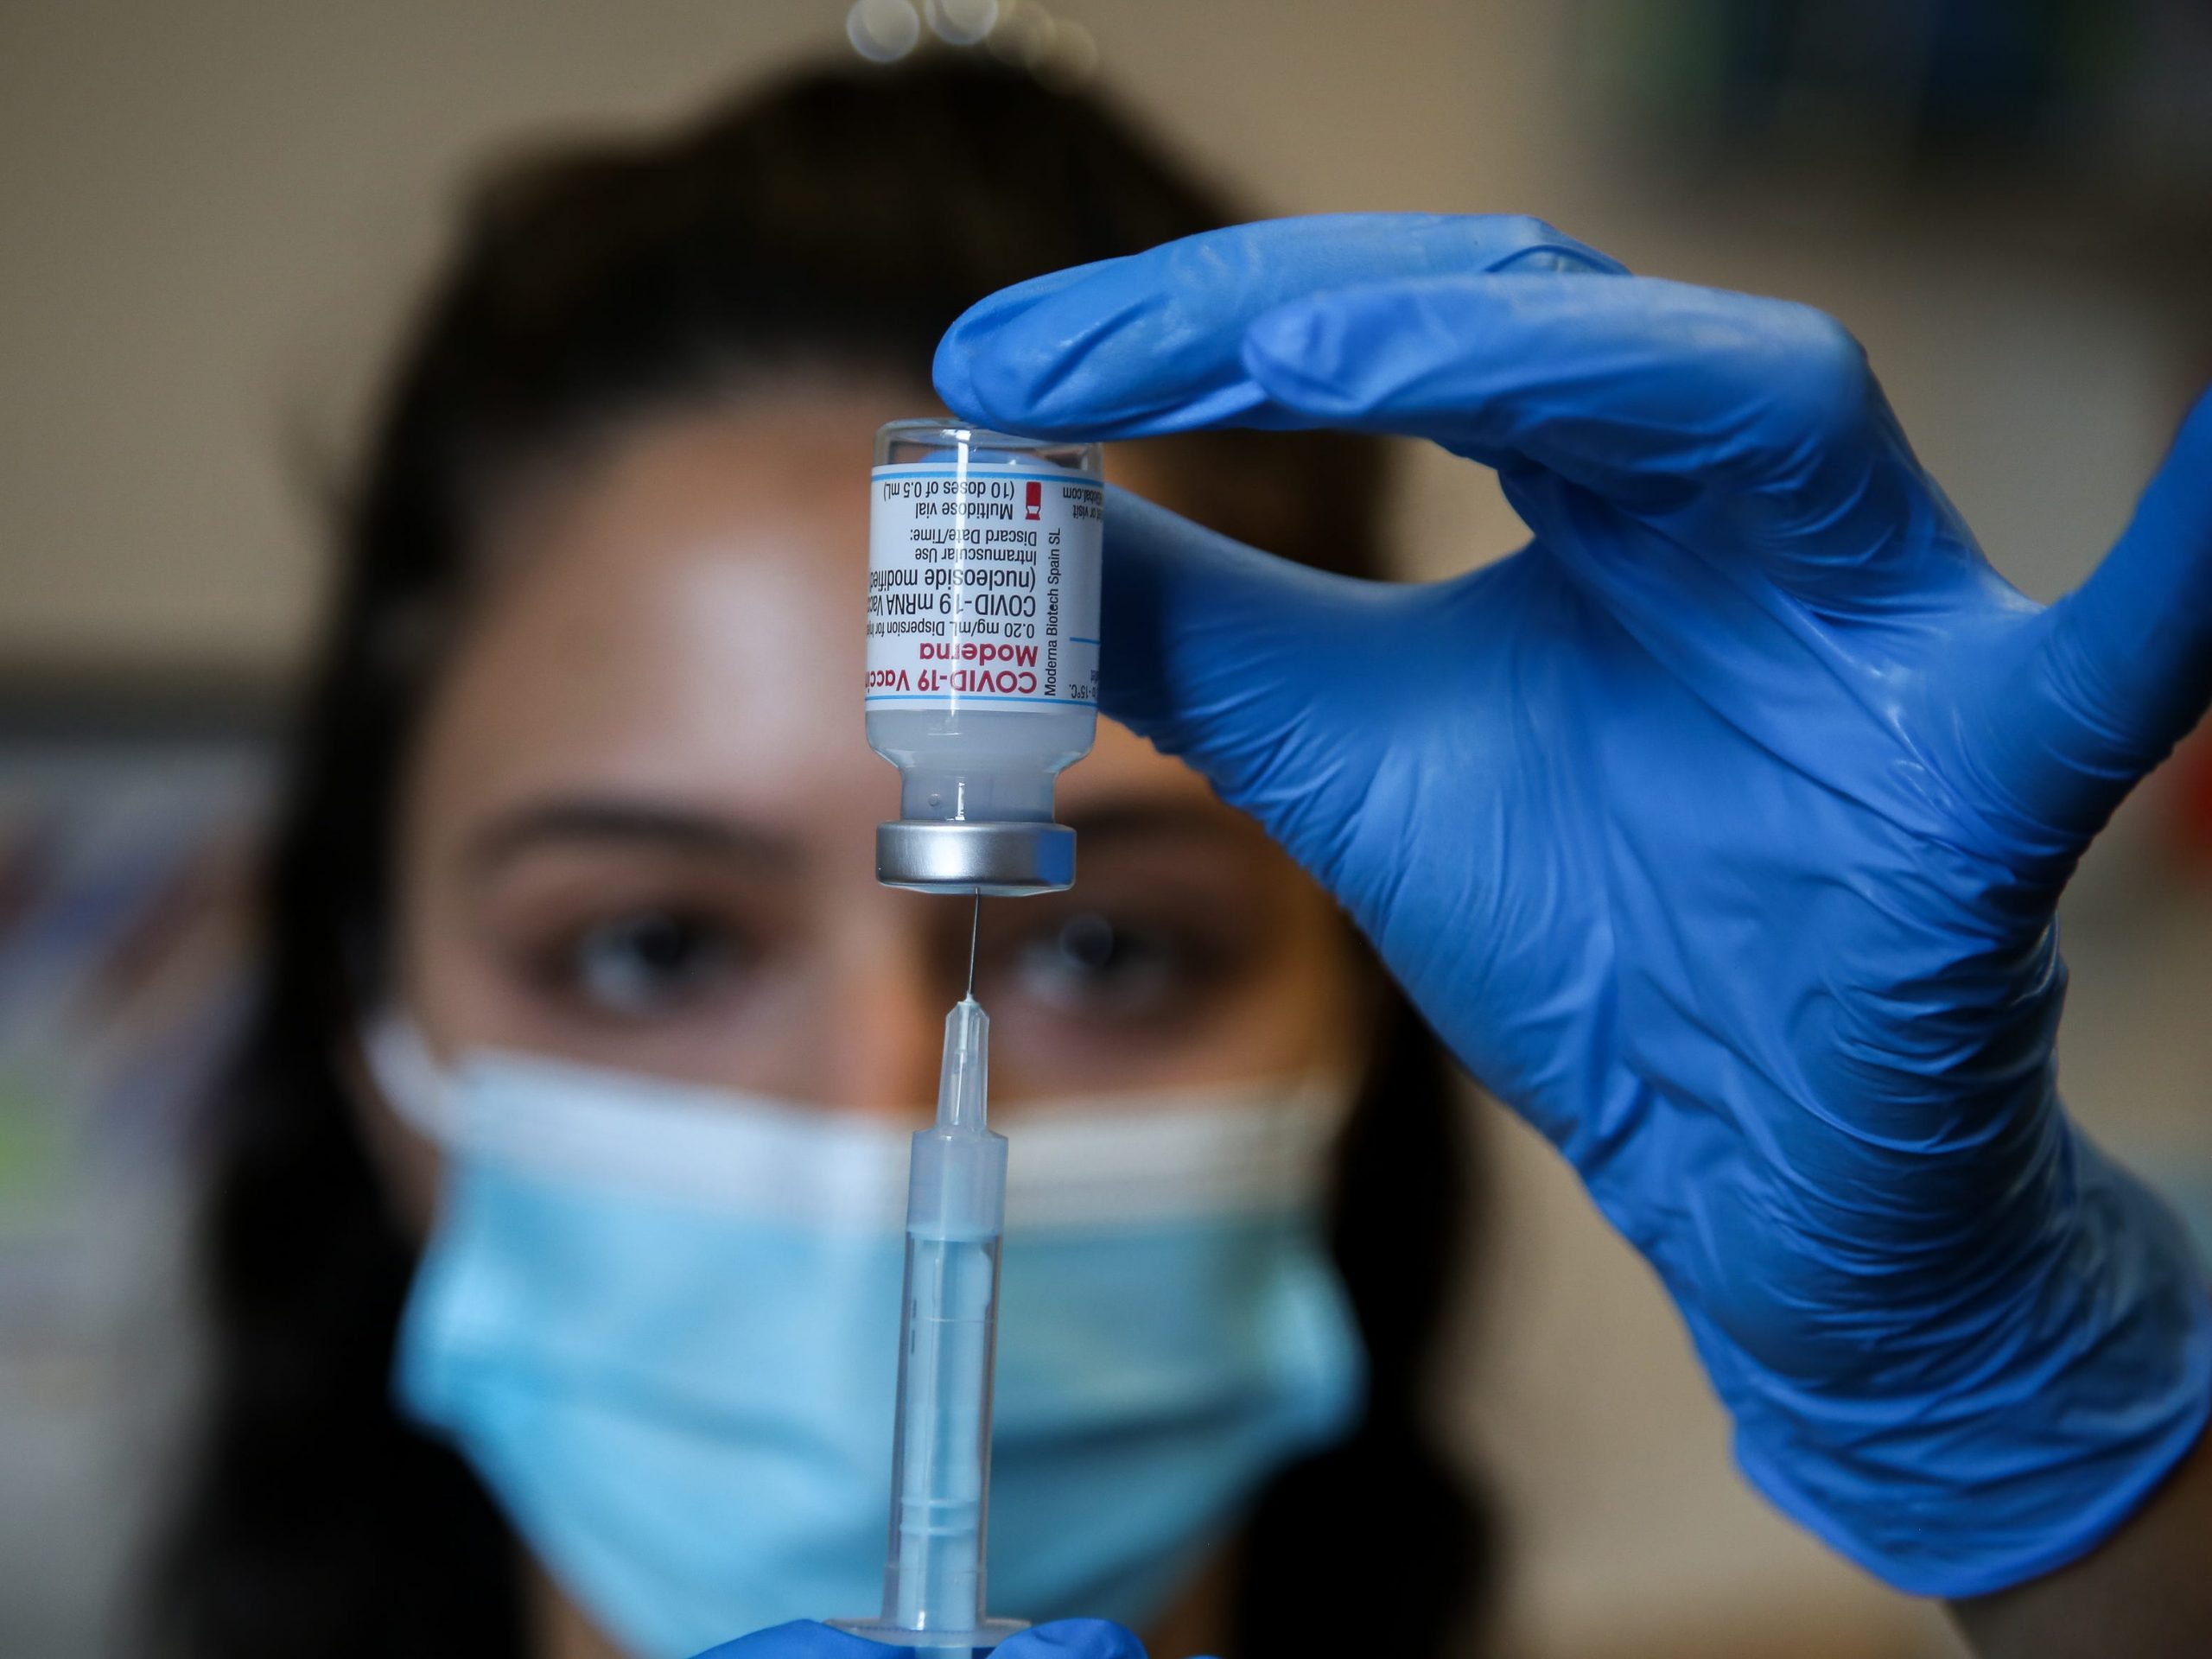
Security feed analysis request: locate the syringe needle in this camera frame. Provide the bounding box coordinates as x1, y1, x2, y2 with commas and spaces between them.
964, 891, 981, 1001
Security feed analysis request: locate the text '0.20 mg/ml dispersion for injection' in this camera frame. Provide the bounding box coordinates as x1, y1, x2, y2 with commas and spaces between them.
866, 420, 1104, 896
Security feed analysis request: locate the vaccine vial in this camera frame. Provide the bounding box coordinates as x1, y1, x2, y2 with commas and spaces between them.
867, 420, 1104, 894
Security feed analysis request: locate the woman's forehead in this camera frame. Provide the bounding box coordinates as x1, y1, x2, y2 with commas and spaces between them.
487, 396, 880, 595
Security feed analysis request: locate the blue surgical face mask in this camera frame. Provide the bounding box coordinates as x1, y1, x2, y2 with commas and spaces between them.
366, 1021, 1365, 1659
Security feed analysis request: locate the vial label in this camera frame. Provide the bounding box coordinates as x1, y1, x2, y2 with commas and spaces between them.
866, 465, 1103, 712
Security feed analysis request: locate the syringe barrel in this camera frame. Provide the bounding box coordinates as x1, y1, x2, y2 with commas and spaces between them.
881, 1130, 1006, 1633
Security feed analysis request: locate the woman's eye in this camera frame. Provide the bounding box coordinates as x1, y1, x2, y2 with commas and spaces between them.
1009, 912, 1180, 1013
565, 910, 743, 1016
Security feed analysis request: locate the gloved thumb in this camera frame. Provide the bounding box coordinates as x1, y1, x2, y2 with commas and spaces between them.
688, 1620, 899, 1657
998, 1618, 1159, 1657
1978, 384, 2212, 853
1098, 484, 1438, 881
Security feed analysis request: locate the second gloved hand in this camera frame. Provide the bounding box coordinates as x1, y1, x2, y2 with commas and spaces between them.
693, 1620, 1154, 1659
935, 213, 2212, 1599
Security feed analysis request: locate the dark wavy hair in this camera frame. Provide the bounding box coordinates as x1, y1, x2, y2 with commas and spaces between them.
153, 52, 1495, 1659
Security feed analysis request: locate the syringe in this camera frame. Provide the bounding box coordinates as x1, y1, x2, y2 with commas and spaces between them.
834, 901, 1025, 1655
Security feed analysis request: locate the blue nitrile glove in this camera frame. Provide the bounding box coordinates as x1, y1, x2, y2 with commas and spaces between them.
693, 1621, 1154, 1659
935, 213, 2212, 1599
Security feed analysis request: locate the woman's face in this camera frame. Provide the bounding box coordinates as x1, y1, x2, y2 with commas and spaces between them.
378, 387, 1366, 1207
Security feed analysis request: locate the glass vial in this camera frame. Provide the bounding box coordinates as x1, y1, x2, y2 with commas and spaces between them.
867, 419, 1104, 894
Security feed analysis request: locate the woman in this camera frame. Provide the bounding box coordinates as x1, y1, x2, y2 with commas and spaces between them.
156, 55, 1491, 1659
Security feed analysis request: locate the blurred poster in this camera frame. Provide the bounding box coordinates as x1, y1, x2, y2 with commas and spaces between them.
1580, 0, 2212, 207
0, 688, 272, 1658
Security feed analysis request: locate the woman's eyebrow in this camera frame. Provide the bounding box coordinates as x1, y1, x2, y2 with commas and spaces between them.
467, 798, 806, 872
1059, 797, 1265, 848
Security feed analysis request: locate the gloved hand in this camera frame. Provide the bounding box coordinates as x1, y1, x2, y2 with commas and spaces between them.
693, 1620, 1151, 1658
935, 213, 2212, 1598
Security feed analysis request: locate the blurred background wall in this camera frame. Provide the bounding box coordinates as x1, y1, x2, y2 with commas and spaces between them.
1, 3, 2208, 1657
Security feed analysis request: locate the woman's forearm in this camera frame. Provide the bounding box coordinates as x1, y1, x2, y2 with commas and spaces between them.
1951, 1423, 2212, 1658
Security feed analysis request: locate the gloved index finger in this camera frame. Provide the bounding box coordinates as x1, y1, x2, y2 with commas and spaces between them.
933, 213, 1624, 440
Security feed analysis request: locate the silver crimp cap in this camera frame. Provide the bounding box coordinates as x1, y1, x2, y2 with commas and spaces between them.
876, 821, 1075, 896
